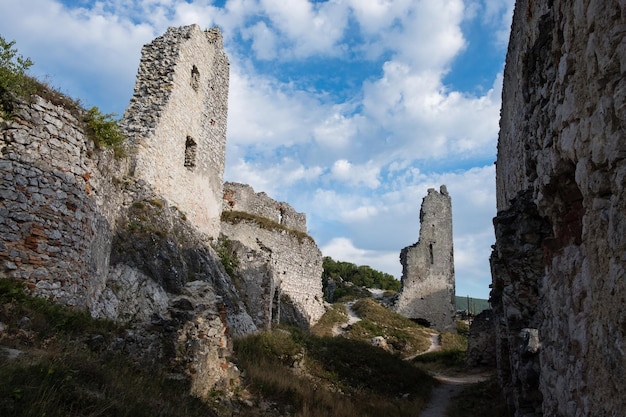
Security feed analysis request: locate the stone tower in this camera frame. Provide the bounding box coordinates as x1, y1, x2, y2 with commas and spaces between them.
395, 185, 456, 332
122, 25, 229, 238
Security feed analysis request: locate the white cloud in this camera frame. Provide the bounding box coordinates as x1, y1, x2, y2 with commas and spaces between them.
226, 63, 325, 148
329, 159, 381, 189
313, 111, 359, 150
255, 0, 349, 58
225, 157, 323, 198
242, 21, 279, 60
347, 0, 411, 34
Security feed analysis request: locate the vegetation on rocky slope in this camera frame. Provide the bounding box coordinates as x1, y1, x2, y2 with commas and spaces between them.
0, 279, 218, 417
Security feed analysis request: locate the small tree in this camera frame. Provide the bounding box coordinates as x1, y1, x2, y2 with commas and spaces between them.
0, 35, 36, 108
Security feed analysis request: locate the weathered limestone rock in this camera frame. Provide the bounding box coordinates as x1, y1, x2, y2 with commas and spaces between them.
394, 186, 456, 332
122, 25, 228, 238
492, 1, 626, 416
221, 182, 326, 328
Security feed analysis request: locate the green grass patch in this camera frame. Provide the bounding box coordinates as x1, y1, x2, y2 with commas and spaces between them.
344, 298, 432, 356
412, 324, 469, 371
0, 279, 119, 341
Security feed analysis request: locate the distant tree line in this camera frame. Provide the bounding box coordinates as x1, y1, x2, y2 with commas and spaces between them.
322, 256, 401, 302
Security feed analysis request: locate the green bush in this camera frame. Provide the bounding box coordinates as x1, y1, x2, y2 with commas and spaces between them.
0, 35, 36, 111
84, 106, 126, 155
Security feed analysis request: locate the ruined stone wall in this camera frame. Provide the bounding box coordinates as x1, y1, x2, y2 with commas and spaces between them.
492, 1, 626, 416
0, 93, 251, 397
467, 309, 497, 368
394, 186, 456, 332
122, 25, 228, 238
0, 96, 125, 307
223, 182, 307, 233
221, 183, 325, 328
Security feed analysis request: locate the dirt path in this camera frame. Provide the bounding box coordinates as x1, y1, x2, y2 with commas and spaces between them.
329, 302, 489, 416
419, 372, 491, 417
331, 301, 362, 336
413, 334, 491, 416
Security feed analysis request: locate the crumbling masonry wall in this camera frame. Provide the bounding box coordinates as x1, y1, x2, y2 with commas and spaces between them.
492, 1, 626, 416
221, 182, 325, 328
395, 186, 456, 332
223, 182, 307, 233
122, 25, 228, 238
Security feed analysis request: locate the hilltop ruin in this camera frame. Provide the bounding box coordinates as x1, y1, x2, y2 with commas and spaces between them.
394, 185, 456, 332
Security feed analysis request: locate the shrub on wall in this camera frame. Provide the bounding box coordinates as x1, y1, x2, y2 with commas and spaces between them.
0, 34, 126, 156
0, 35, 36, 112
84, 106, 126, 156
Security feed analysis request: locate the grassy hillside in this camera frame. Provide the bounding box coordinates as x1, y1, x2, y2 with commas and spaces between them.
455, 296, 490, 315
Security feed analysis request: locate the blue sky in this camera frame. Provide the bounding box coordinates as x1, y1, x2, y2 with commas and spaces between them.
1, 0, 515, 299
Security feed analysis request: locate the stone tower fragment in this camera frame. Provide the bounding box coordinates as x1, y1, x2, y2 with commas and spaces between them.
122, 24, 229, 238
395, 185, 456, 332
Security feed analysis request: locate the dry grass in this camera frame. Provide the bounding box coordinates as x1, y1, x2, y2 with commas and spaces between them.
234, 328, 438, 417
346, 298, 433, 356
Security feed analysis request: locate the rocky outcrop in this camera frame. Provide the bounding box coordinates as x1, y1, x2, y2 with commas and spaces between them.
395, 186, 456, 332
492, 1, 626, 416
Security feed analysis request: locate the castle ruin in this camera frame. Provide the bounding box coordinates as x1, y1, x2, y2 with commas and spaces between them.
122, 25, 229, 238
394, 185, 456, 332
221, 182, 325, 329
0, 24, 325, 396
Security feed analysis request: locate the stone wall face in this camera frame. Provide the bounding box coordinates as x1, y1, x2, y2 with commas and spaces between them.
466, 309, 497, 369
0, 96, 123, 307
123, 25, 228, 238
0, 93, 248, 397
493, 1, 626, 416
394, 186, 456, 332
221, 183, 325, 328
223, 182, 307, 233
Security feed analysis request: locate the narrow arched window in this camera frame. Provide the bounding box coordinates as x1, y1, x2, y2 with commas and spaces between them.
190, 65, 200, 91
429, 243, 434, 264
184, 136, 197, 169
